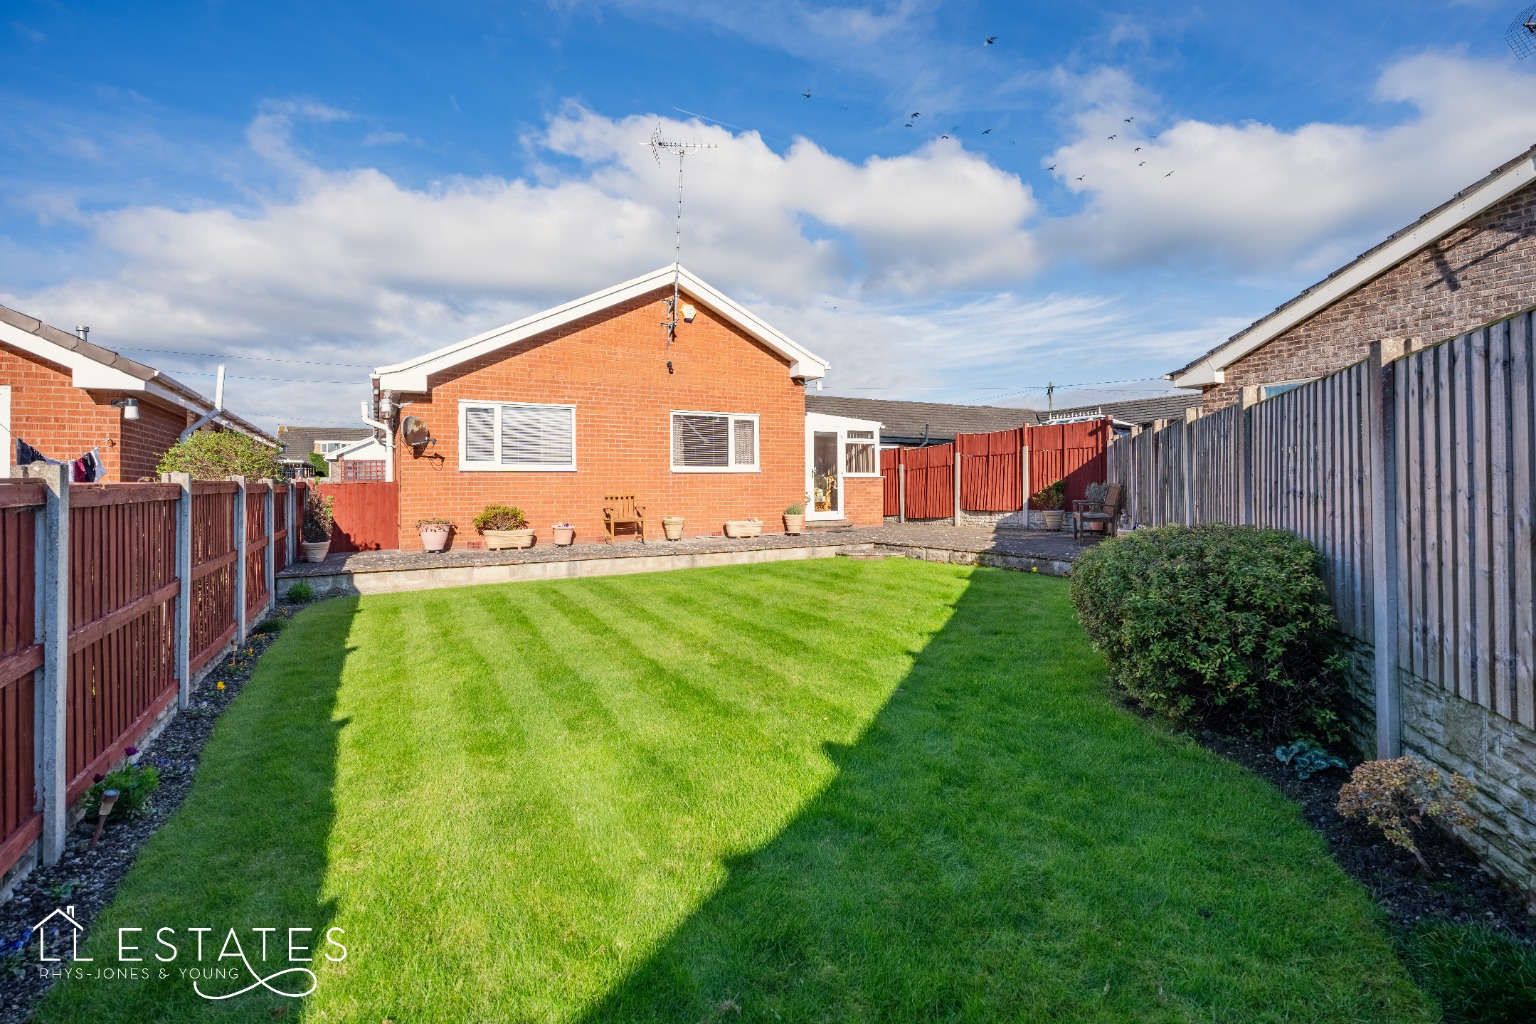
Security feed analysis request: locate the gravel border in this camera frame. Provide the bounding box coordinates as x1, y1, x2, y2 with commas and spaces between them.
0, 609, 293, 1024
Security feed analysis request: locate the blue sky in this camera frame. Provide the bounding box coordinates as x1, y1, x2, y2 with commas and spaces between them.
5, 0, 1536, 428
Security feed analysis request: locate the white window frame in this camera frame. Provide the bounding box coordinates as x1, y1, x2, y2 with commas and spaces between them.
670, 410, 760, 473
1259, 379, 1316, 402
842, 428, 881, 478
457, 399, 578, 472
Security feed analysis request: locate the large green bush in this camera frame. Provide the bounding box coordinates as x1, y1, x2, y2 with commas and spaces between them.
1070, 523, 1345, 741
155, 430, 283, 481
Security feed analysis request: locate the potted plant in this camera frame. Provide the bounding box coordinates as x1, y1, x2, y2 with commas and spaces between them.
661, 515, 686, 541
417, 517, 453, 552
783, 499, 805, 535
552, 522, 575, 546
1032, 481, 1067, 531
301, 490, 334, 562
474, 504, 534, 549
724, 518, 764, 539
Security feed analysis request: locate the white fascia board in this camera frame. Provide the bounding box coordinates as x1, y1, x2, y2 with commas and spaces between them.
329, 437, 384, 461
0, 321, 146, 390
373, 265, 830, 392
807, 411, 881, 431
1173, 154, 1536, 388
1170, 363, 1224, 389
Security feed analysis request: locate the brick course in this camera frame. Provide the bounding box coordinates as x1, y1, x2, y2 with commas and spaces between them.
393, 287, 850, 549
1207, 180, 1536, 411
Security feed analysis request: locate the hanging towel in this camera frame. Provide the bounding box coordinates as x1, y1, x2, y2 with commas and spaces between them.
82, 447, 106, 482
15, 439, 59, 467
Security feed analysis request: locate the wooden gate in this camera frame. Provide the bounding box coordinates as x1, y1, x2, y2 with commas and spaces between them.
316, 482, 399, 552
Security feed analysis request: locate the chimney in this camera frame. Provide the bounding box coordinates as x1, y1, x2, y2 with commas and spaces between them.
74, 327, 89, 342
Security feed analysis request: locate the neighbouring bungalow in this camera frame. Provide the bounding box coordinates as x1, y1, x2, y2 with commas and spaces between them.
1171, 142, 1536, 409
804, 392, 1201, 443
0, 302, 275, 481
275, 425, 377, 478
370, 266, 884, 549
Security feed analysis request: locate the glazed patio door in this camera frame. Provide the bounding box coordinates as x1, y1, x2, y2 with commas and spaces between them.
809, 430, 841, 520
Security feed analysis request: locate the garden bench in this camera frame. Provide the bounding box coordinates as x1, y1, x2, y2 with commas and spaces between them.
602, 493, 646, 543
1072, 483, 1123, 540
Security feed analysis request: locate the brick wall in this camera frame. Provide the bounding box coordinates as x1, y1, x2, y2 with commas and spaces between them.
393, 288, 810, 549
843, 477, 883, 527
1, 342, 124, 478
1207, 179, 1536, 411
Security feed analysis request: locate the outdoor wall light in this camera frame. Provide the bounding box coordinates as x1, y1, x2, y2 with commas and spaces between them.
112, 397, 140, 421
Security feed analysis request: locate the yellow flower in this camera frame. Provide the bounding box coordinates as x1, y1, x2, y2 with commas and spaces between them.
216, 681, 226, 690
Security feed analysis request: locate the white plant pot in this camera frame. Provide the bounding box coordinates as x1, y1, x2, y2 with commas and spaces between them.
724, 519, 763, 539
419, 526, 452, 552
484, 528, 535, 550
302, 540, 331, 562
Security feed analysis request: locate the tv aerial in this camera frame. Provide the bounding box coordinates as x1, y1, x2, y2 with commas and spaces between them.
1508, 4, 1536, 58
643, 124, 716, 345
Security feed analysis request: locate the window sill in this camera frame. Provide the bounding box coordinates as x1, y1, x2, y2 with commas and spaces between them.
458, 464, 579, 473
670, 466, 761, 474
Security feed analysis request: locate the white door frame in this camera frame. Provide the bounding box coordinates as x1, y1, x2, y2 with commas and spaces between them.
805, 412, 883, 522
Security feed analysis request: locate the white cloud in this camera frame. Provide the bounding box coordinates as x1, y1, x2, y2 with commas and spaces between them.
1044, 54, 1536, 274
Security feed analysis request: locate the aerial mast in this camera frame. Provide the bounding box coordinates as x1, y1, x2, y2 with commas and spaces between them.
644, 124, 716, 346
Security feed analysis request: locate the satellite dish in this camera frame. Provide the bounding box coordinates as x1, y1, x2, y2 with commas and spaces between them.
1508, 4, 1536, 58
401, 416, 434, 449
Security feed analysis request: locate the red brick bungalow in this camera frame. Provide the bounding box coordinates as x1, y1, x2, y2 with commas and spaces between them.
0, 303, 274, 480
371, 266, 885, 549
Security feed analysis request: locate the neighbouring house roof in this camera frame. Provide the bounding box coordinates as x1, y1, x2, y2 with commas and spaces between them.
806, 395, 1037, 442
371, 265, 831, 393
276, 425, 376, 462
326, 436, 386, 461
0, 302, 277, 444
1041, 393, 1202, 427
1169, 143, 1536, 388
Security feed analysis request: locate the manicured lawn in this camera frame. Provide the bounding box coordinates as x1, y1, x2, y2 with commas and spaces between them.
40, 558, 1433, 1022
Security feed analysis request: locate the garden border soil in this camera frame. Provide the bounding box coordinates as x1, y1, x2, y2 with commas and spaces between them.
0, 610, 294, 1024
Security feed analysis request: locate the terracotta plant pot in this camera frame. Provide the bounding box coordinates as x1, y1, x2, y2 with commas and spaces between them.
661, 516, 685, 541
552, 526, 575, 546
484, 528, 535, 550
301, 540, 331, 563
783, 513, 805, 535
724, 519, 763, 539
1041, 510, 1066, 531
419, 525, 452, 552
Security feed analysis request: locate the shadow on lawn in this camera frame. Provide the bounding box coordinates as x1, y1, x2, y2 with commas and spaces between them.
575, 567, 1072, 1024
35, 597, 358, 1024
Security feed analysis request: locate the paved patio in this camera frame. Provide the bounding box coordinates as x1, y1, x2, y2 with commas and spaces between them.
278, 523, 1098, 598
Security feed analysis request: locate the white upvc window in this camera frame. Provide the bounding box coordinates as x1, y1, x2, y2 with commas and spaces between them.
671, 411, 759, 472
843, 428, 879, 476
458, 400, 577, 472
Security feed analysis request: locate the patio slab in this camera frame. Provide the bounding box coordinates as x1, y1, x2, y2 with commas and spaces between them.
277, 524, 1094, 598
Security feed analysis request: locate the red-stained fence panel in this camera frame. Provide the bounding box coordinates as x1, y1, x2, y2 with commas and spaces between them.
244, 483, 270, 620
0, 481, 44, 876
190, 482, 237, 675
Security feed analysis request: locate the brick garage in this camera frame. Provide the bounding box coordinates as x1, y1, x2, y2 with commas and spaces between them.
379, 268, 855, 550
1, 303, 276, 480
1176, 146, 1536, 410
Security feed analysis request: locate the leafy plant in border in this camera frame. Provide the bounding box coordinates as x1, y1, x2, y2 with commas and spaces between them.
1336, 755, 1476, 871
302, 490, 334, 543
1403, 917, 1536, 1024
1275, 739, 1348, 780
1031, 480, 1066, 511
1069, 523, 1346, 741
285, 581, 315, 604
83, 763, 160, 820
155, 431, 283, 481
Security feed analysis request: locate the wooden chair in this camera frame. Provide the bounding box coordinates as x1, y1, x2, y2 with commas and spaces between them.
1072, 484, 1123, 540
602, 494, 646, 543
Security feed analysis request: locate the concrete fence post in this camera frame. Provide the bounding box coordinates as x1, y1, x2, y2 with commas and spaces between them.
1020, 444, 1031, 529
231, 475, 248, 643
263, 480, 276, 618
164, 472, 194, 710
1237, 387, 1259, 525
897, 462, 906, 524
1369, 340, 1405, 758
1183, 407, 1199, 526
951, 448, 961, 527
24, 463, 69, 865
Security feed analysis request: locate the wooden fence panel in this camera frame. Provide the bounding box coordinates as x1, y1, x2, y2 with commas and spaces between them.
880, 449, 900, 516
65, 484, 181, 802
1395, 317, 1536, 723
957, 428, 1023, 511
273, 483, 289, 574
0, 481, 44, 876
244, 483, 270, 620
1190, 406, 1240, 525
316, 482, 399, 552
190, 482, 237, 675
899, 443, 955, 520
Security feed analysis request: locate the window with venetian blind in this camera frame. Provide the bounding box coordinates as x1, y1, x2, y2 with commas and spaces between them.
671, 412, 759, 472
458, 401, 576, 471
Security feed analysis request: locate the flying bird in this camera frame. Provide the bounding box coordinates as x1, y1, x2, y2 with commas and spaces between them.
905, 122, 914, 127
802, 89, 811, 99
1107, 134, 1117, 140
1047, 164, 1057, 170
1164, 171, 1174, 177
1124, 117, 1134, 122
911, 112, 921, 118
982, 128, 992, 134
940, 133, 950, 139
985, 35, 998, 45
1138, 161, 1146, 166
1134, 146, 1142, 152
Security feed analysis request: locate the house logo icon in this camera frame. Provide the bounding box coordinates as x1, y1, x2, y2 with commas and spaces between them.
32, 905, 92, 963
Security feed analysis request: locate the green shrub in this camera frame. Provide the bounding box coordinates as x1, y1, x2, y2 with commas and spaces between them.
473, 504, 527, 532
1070, 523, 1345, 741
302, 490, 334, 543
84, 762, 160, 819
252, 617, 285, 635
1404, 918, 1536, 1023
1031, 480, 1065, 511
155, 431, 282, 481
307, 451, 330, 477
286, 581, 314, 604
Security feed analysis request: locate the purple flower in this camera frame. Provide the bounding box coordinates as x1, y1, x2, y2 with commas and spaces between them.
93, 773, 104, 783
125, 746, 139, 756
